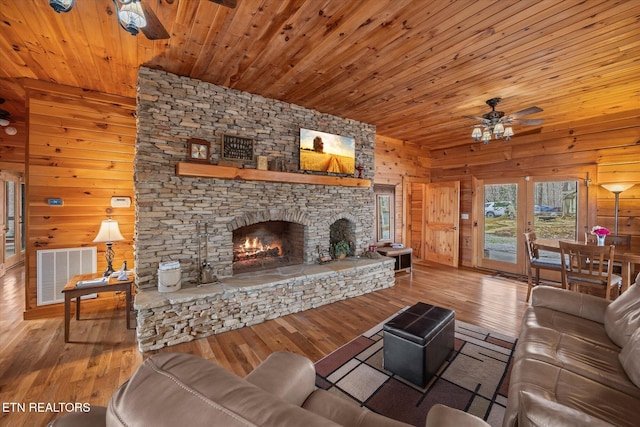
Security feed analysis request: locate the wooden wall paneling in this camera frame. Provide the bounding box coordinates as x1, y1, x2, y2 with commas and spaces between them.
428, 112, 640, 268
23, 81, 135, 317
374, 135, 430, 246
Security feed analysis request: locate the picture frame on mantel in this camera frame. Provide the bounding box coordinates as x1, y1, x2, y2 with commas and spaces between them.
221, 134, 254, 162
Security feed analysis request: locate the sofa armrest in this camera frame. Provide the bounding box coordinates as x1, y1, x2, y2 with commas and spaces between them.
531, 285, 609, 324
303, 389, 411, 427
425, 404, 489, 427
47, 407, 107, 427
244, 351, 316, 407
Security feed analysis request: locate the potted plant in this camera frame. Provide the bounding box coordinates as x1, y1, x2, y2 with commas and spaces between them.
332, 240, 351, 259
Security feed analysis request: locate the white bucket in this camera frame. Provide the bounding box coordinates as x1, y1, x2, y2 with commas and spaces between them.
158, 267, 181, 292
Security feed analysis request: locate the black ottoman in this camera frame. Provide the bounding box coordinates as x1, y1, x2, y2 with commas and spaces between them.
383, 302, 455, 387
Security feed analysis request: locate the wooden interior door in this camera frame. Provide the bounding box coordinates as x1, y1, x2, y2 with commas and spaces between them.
425, 181, 460, 267
407, 182, 426, 259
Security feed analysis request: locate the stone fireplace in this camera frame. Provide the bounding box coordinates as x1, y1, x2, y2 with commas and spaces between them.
133, 67, 396, 351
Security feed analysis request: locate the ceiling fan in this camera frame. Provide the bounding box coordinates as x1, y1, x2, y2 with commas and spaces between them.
140, 0, 237, 40
465, 97, 543, 144
50, 0, 237, 41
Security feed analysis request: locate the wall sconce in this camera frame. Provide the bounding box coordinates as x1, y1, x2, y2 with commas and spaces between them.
93, 218, 125, 276
601, 183, 636, 234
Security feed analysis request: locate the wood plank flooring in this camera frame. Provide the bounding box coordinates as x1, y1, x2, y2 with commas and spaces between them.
0, 261, 528, 426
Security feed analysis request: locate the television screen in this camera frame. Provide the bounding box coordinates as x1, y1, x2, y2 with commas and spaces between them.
299, 128, 355, 174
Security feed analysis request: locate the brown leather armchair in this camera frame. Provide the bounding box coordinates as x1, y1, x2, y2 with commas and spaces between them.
49, 351, 489, 427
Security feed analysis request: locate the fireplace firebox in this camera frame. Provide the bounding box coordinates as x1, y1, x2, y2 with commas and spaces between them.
232, 221, 304, 275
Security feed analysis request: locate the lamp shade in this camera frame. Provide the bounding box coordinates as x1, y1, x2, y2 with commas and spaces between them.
93, 219, 125, 243
601, 183, 635, 193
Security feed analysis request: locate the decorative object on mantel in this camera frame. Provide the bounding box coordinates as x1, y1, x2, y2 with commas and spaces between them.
601, 183, 636, 234
256, 155, 268, 170
591, 225, 610, 246
221, 134, 254, 162
93, 218, 125, 277
317, 245, 332, 264
187, 138, 210, 163
465, 97, 544, 144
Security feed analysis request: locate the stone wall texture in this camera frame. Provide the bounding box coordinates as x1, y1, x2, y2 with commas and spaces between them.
135, 66, 377, 290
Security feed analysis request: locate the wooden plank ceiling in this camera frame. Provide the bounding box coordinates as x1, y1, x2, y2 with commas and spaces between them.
0, 0, 639, 150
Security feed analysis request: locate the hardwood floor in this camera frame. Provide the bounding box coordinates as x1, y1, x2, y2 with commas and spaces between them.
0, 261, 528, 426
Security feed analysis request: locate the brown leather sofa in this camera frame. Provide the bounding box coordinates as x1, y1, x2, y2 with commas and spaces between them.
504, 277, 640, 427
50, 351, 489, 427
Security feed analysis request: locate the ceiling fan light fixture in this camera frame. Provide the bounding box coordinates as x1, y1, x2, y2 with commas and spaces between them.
471, 126, 482, 141
5, 126, 17, 136
49, 0, 75, 13
503, 126, 514, 140
115, 0, 147, 35
481, 130, 492, 144
0, 119, 9, 127
493, 122, 504, 138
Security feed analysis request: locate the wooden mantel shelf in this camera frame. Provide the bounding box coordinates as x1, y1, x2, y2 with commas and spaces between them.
176, 162, 371, 188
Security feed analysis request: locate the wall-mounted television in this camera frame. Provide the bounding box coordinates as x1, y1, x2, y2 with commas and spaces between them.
299, 128, 355, 174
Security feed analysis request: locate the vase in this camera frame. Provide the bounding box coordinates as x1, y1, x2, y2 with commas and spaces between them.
596, 235, 606, 246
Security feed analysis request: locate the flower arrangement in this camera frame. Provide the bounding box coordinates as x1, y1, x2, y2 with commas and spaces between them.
591, 226, 610, 237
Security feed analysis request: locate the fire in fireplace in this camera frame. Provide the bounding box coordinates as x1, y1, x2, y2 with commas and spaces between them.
232, 221, 304, 275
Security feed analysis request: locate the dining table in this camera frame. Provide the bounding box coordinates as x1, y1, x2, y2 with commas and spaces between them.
535, 238, 640, 293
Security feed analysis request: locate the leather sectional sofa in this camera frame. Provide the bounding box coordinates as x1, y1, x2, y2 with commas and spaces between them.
50, 351, 489, 427
504, 276, 640, 427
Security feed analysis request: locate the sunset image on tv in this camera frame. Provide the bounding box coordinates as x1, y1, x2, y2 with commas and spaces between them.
299, 128, 355, 174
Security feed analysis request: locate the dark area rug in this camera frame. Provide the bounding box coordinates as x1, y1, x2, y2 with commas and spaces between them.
314, 312, 517, 427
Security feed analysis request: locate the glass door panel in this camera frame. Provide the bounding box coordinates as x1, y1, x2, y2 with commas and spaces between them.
5, 181, 15, 258
529, 179, 580, 263
477, 179, 526, 274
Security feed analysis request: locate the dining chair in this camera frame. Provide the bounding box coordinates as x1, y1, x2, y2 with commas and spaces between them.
524, 232, 563, 302
559, 241, 622, 300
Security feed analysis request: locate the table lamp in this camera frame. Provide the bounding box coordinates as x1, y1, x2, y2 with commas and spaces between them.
600, 183, 636, 234
93, 218, 125, 277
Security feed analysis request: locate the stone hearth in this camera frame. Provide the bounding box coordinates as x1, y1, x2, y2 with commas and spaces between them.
135, 257, 395, 352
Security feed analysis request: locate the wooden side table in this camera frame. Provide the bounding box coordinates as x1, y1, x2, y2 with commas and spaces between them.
62, 273, 134, 343
377, 246, 412, 273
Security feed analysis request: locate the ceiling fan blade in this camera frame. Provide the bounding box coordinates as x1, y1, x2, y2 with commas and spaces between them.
209, 0, 237, 7
140, 2, 170, 40
506, 106, 543, 120
464, 115, 486, 121
511, 119, 544, 126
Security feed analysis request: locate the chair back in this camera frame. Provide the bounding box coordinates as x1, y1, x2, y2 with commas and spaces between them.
584, 233, 631, 249
559, 241, 617, 299
524, 232, 539, 263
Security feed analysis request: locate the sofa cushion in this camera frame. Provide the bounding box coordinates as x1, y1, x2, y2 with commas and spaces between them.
245, 352, 316, 407
513, 318, 637, 396
620, 328, 640, 388
517, 390, 615, 427
520, 306, 617, 350
107, 353, 342, 427
504, 358, 640, 427
605, 283, 640, 347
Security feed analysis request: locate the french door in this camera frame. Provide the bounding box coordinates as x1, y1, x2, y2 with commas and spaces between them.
475, 174, 588, 275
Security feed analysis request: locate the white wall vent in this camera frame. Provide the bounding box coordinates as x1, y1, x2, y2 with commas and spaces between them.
37, 247, 97, 306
